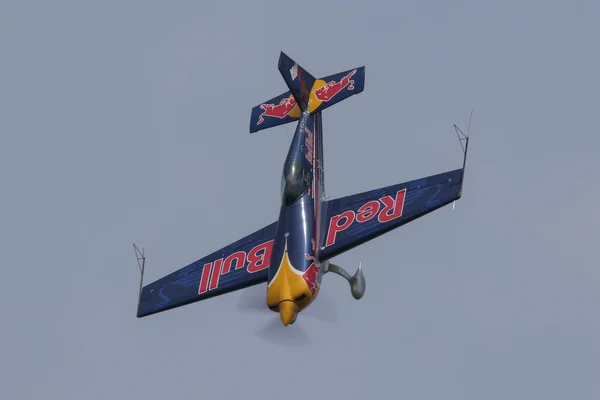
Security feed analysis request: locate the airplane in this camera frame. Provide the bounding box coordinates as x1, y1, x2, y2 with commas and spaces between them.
133, 51, 470, 327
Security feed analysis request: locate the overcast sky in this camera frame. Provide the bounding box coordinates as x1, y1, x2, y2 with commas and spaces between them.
1, 1, 598, 399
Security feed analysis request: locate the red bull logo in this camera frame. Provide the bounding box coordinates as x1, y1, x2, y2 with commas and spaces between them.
303, 239, 320, 296
312, 69, 357, 103
257, 95, 301, 125
325, 189, 407, 247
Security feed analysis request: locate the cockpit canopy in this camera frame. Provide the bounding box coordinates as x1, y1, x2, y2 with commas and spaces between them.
281, 160, 309, 206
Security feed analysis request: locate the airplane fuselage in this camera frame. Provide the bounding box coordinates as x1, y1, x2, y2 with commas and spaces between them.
266, 110, 328, 325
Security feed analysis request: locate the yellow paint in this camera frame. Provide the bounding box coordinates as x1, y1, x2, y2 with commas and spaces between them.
278, 301, 298, 326
287, 94, 302, 118
266, 240, 315, 325
307, 79, 327, 112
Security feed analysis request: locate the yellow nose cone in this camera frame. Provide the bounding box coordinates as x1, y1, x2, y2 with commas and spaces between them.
279, 300, 298, 326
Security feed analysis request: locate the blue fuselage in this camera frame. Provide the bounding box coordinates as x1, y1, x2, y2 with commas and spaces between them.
265, 110, 328, 318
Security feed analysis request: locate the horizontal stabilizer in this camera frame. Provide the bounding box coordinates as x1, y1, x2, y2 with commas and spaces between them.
249, 90, 301, 133
307, 67, 365, 114
249, 51, 365, 133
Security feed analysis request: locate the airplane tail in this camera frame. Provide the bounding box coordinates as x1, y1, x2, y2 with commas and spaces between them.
249, 51, 365, 133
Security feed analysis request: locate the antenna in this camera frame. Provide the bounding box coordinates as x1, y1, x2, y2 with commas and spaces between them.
467, 109, 473, 137
452, 110, 472, 205
454, 111, 471, 167
454, 110, 471, 154
133, 243, 146, 312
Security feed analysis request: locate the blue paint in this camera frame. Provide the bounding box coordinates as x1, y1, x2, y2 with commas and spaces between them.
136, 51, 467, 318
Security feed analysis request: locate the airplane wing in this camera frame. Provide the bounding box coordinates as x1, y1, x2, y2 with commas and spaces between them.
318, 128, 469, 261
137, 221, 278, 318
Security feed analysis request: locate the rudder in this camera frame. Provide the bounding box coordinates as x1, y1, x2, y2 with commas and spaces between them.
277, 51, 317, 112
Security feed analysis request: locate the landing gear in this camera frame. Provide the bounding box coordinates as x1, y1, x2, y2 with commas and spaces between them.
326, 262, 366, 299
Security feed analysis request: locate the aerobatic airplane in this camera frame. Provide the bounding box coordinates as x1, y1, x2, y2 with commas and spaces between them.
133, 51, 469, 326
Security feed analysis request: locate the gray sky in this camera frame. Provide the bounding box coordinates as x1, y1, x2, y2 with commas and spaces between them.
1, 0, 598, 399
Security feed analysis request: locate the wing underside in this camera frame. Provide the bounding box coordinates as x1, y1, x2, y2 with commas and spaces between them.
319, 168, 465, 261
319, 124, 469, 261
137, 222, 278, 317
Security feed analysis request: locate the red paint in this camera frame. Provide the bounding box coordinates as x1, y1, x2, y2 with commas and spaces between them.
198, 263, 212, 294
356, 200, 380, 223
303, 240, 320, 296
378, 189, 407, 223
247, 240, 274, 273
313, 70, 356, 102
325, 188, 408, 247
325, 210, 355, 247
197, 240, 274, 294
257, 97, 296, 125
221, 251, 246, 274
209, 258, 223, 290
305, 127, 314, 165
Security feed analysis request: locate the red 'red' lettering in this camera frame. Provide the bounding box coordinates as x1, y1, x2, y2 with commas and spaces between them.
325, 210, 355, 247
198, 262, 212, 295
356, 200, 380, 223
324, 189, 410, 247
221, 251, 246, 274
305, 128, 314, 164
209, 258, 223, 290
378, 189, 407, 223
247, 240, 274, 273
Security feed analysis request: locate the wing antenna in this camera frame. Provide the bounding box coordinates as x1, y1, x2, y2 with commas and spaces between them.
453, 110, 472, 199
133, 243, 146, 311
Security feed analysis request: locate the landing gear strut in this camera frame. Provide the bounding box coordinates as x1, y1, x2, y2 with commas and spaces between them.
326, 262, 366, 299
